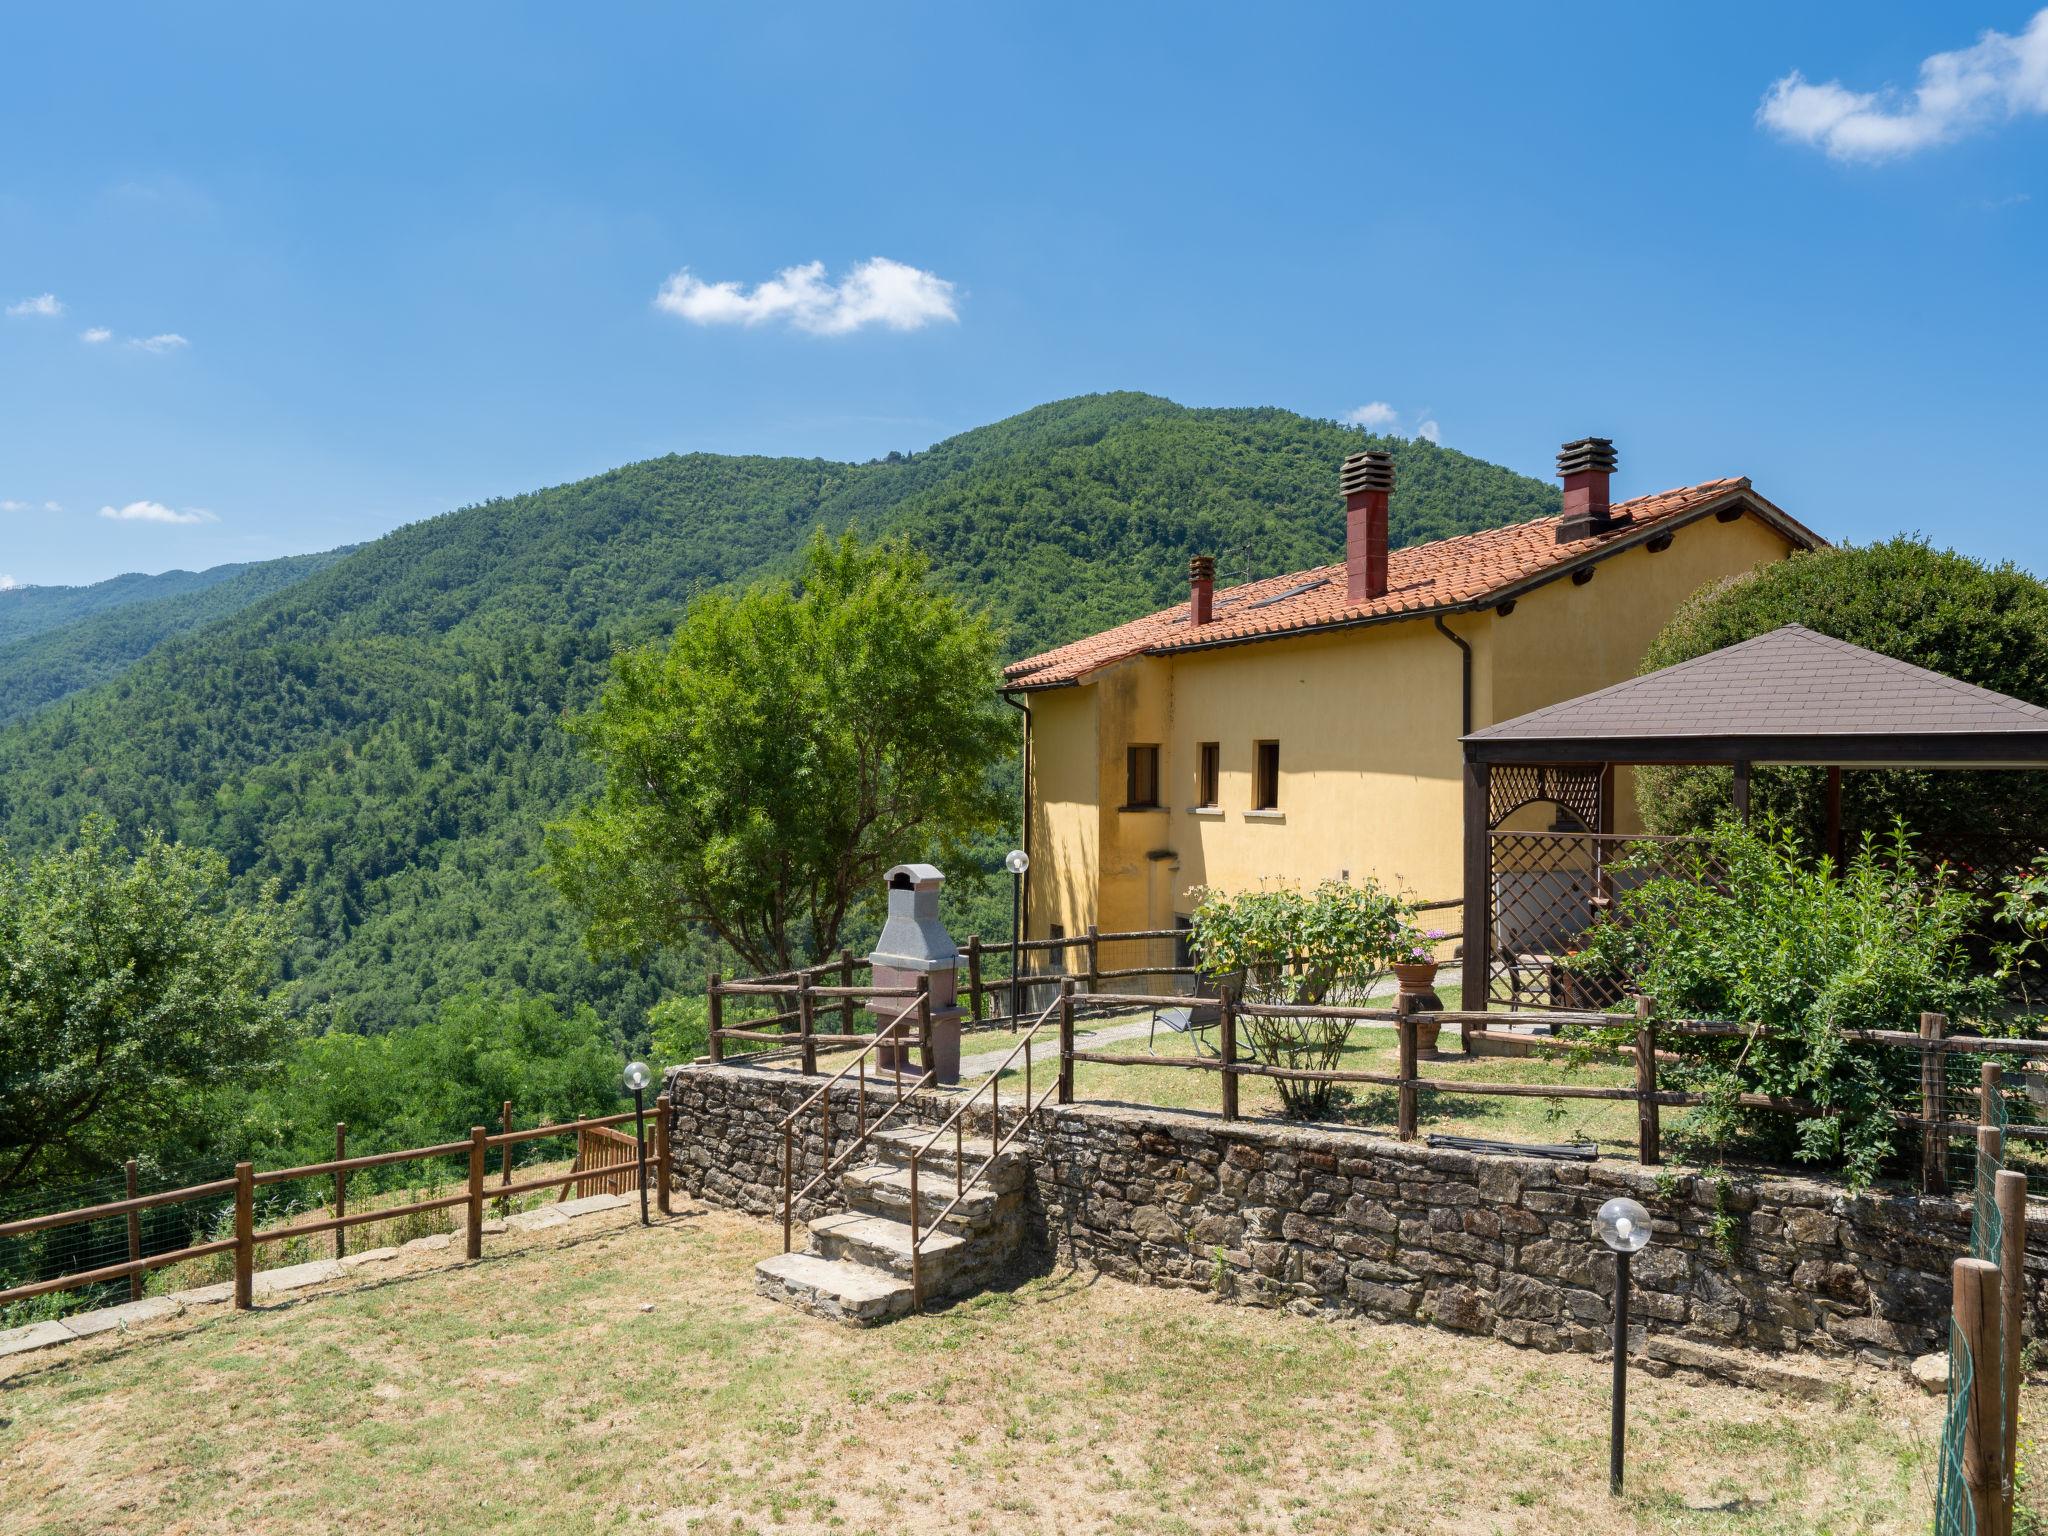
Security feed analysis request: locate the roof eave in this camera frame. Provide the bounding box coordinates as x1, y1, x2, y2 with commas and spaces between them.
1464, 731, 2048, 768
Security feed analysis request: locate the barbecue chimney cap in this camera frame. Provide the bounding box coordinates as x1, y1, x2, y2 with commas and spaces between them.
1557, 438, 1617, 476
1340, 450, 1395, 497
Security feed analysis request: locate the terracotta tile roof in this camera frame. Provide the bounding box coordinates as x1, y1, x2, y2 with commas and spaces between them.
1467, 624, 2048, 746
1005, 478, 1813, 689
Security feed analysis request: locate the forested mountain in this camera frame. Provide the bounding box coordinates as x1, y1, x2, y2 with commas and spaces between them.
0, 550, 349, 724
0, 557, 316, 646
0, 394, 1557, 1039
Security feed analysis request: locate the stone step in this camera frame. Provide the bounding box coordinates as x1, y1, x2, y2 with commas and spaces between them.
865, 1127, 1026, 1191
808, 1210, 970, 1285
843, 1162, 1006, 1230
754, 1251, 914, 1327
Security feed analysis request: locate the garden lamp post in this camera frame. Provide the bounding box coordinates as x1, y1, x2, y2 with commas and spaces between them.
624, 1060, 652, 1226
1004, 848, 1029, 1024
1595, 1195, 1652, 1496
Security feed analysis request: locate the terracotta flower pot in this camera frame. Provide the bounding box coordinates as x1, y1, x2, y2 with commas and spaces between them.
1414, 1014, 1443, 1057
1392, 961, 1439, 993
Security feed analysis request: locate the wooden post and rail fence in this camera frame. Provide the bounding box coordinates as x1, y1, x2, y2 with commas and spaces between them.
1945, 1060, 2030, 1535
0, 1097, 675, 1314
704, 921, 2048, 1183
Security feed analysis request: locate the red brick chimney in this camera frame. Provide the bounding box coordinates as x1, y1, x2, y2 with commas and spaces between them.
1188, 554, 1215, 626
1555, 437, 1625, 542
1341, 450, 1394, 603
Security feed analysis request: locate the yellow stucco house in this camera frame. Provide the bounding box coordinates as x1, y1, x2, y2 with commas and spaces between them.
999, 439, 1822, 948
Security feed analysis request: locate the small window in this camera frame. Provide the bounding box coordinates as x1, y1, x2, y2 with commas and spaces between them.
1254, 740, 1280, 811
1126, 744, 1161, 808
1196, 742, 1220, 808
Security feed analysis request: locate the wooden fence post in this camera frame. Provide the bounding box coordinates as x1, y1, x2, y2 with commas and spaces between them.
797, 973, 817, 1076
1058, 978, 1075, 1105
655, 1092, 673, 1217
124, 1159, 143, 1301
840, 949, 855, 1035
967, 935, 983, 1024
1084, 924, 1100, 996
1219, 986, 1239, 1122
1397, 995, 1419, 1142
916, 974, 934, 1076
1923, 1012, 1948, 1194
1957, 1255, 2005, 1534
334, 1123, 348, 1260
466, 1127, 487, 1262
1998, 1167, 2028, 1522
707, 973, 724, 1064
1634, 996, 1660, 1166
233, 1162, 254, 1310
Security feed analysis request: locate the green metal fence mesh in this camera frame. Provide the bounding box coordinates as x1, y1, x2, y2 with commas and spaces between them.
1937, 1321, 1978, 1536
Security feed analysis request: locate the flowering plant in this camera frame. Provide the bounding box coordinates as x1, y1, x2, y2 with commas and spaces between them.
1396, 930, 1445, 965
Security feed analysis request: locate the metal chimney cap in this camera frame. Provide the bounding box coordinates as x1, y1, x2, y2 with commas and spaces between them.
1557, 438, 1618, 475
1340, 450, 1395, 496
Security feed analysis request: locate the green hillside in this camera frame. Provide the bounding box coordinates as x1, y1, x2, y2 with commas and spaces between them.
0, 549, 350, 725
0, 394, 1557, 1040
0, 559, 307, 646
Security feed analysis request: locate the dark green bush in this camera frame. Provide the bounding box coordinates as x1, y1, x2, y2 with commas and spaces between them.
1637, 538, 2048, 855
1573, 820, 1999, 1188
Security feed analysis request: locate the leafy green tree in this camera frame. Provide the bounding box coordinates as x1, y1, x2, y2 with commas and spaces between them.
546, 531, 1013, 975
1637, 538, 2048, 854
0, 820, 295, 1194
229, 989, 622, 1168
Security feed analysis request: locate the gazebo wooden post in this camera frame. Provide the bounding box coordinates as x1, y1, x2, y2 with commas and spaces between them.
1462, 756, 1492, 1018
1732, 760, 1752, 824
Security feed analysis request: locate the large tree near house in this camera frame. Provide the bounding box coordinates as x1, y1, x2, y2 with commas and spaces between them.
1638, 537, 2048, 857
545, 530, 1012, 977
0, 819, 295, 1196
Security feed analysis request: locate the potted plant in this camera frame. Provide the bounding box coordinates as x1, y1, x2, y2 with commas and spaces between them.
1392, 931, 1443, 994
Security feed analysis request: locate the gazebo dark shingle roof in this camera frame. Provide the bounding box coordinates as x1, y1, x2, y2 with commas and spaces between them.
1464, 625, 2048, 766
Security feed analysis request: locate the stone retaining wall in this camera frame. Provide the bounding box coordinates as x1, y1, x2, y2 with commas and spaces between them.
666, 1062, 2048, 1370
664, 1062, 949, 1221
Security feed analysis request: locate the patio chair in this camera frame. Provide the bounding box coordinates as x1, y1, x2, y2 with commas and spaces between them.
1148, 970, 1241, 1054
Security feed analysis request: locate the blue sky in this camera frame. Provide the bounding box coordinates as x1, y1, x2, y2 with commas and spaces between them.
2, 3, 2044, 587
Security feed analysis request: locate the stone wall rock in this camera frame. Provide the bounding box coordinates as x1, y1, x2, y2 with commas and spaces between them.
665, 1063, 2048, 1371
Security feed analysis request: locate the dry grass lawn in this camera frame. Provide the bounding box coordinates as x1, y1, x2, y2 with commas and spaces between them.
0, 1196, 1962, 1536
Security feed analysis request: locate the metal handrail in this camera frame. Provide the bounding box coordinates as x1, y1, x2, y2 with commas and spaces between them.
903, 993, 1062, 1306
778, 995, 934, 1253
774, 995, 923, 1134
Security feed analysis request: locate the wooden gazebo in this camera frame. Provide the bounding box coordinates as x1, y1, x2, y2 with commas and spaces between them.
1460, 625, 2048, 1009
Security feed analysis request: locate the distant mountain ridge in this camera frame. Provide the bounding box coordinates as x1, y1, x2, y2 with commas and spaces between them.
0, 393, 1559, 1039
0, 550, 351, 724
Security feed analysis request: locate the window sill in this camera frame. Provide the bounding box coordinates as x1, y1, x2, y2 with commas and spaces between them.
1243, 809, 1286, 823
1188, 805, 1225, 818
1117, 803, 1168, 815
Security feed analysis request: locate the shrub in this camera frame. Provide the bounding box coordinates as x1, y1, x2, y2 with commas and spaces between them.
1186, 879, 1415, 1118
1572, 819, 1998, 1188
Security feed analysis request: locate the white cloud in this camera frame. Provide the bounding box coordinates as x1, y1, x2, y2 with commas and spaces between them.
0, 500, 27, 513
98, 500, 217, 526
80, 327, 111, 344
4, 498, 63, 514
0, 575, 19, 591
1344, 401, 1399, 428
1416, 420, 1442, 445
127, 332, 189, 353
6, 292, 63, 318
1759, 8, 2048, 160
655, 257, 959, 335
43, 501, 60, 512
